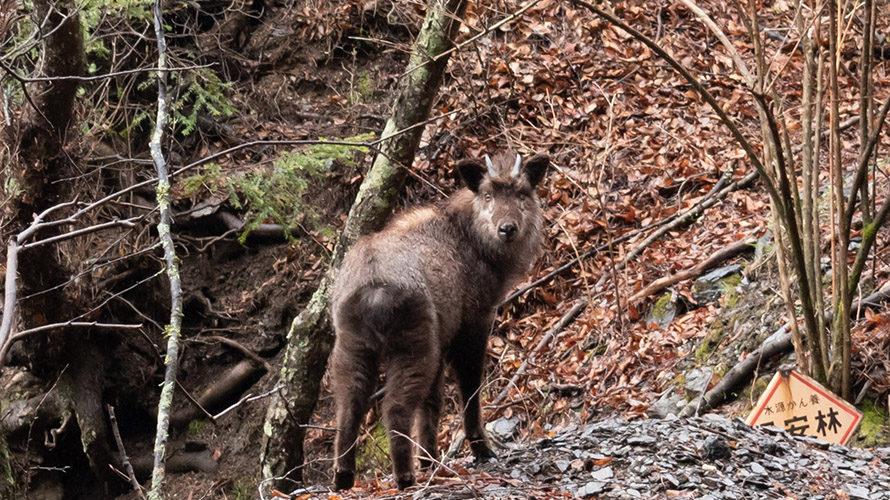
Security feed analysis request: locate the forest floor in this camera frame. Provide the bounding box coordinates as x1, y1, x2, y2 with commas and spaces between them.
142, 0, 890, 497
7, 0, 890, 498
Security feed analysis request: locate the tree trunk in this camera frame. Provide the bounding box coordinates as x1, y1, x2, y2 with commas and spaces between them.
0, 0, 98, 493
0, 430, 14, 500
259, 0, 468, 485
4, 0, 84, 341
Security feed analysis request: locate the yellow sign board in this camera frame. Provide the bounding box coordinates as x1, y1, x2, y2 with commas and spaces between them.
746, 370, 862, 445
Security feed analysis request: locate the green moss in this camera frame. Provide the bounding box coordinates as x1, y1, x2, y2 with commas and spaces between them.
862, 221, 878, 243
719, 274, 743, 308
738, 375, 772, 413
356, 421, 391, 474
228, 476, 256, 500
178, 133, 373, 243
350, 70, 376, 104
187, 419, 208, 436
646, 293, 677, 326
695, 329, 725, 364
674, 373, 687, 389
855, 400, 888, 447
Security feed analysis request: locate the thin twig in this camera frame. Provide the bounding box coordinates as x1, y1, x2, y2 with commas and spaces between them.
423, 0, 543, 65
568, 0, 782, 214
20, 216, 140, 250
53, 109, 461, 229
0, 58, 214, 82
502, 165, 753, 306
628, 239, 755, 304
211, 384, 281, 420
107, 405, 144, 498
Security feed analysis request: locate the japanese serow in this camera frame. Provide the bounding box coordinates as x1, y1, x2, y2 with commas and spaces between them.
329, 151, 549, 490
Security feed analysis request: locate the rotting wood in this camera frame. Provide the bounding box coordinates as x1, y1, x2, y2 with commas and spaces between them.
170, 358, 267, 428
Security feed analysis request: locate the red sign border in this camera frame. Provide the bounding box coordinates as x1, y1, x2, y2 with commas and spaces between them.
747, 370, 862, 445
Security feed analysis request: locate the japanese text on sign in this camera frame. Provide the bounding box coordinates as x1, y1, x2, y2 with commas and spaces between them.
745, 370, 862, 445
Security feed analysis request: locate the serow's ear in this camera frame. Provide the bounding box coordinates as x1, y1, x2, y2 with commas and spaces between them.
457, 159, 486, 192
522, 154, 550, 187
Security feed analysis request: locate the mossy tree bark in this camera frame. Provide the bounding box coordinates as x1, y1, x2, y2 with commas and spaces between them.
259, 0, 468, 485
1, 0, 87, 492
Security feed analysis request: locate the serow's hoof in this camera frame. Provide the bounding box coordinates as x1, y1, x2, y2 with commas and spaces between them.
396, 474, 415, 490
334, 470, 355, 490
470, 441, 497, 463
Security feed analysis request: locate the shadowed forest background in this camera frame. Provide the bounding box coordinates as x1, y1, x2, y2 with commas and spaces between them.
3, 0, 890, 498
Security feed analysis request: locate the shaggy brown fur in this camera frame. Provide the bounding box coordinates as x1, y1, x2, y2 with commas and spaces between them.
330, 152, 549, 490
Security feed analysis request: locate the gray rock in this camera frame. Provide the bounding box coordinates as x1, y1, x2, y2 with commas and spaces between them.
648, 390, 687, 418
627, 435, 657, 446
660, 473, 680, 488
645, 292, 679, 326
846, 484, 870, 499
487, 416, 520, 441
685, 368, 714, 398
693, 264, 742, 304
591, 466, 613, 481
577, 481, 606, 497
703, 435, 731, 460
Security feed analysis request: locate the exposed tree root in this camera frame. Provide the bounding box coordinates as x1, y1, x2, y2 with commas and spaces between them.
130, 448, 217, 479
62, 343, 122, 489
170, 358, 268, 428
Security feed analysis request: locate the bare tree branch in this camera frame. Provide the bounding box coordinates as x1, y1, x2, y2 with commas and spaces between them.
147, 0, 182, 496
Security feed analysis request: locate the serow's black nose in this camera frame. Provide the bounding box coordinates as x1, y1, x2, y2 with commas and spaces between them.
498, 222, 518, 240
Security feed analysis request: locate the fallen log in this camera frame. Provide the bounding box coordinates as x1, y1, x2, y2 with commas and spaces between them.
629, 239, 755, 304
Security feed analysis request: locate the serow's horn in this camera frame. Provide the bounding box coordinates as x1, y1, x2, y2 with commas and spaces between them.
485, 155, 497, 177
511, 153, 522, 178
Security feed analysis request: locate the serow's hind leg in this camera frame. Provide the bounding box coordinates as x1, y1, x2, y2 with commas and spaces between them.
418, 360, 444, 470
331, 343, 378, 490
383, 349, 438, 490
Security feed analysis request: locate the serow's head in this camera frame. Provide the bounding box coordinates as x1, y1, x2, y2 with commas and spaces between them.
457, 152, 549, 244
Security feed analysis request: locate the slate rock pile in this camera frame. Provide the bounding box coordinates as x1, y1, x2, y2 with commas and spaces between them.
294, 414, 890, 499
495, 414, 890, 499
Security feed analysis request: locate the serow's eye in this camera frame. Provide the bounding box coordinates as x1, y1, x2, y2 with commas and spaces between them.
484, 193, 492, 202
